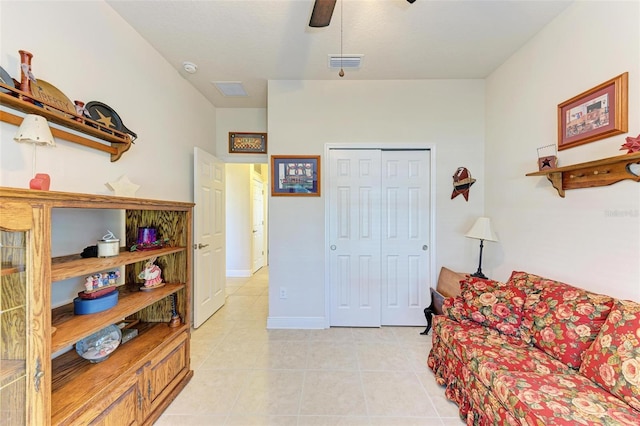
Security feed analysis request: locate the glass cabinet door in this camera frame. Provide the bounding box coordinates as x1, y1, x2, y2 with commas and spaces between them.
0, 202, 46, 426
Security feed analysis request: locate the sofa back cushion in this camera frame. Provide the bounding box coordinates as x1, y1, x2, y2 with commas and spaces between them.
524, 282, 613, 369
459, 277, 526, 337
579, 299, 640, 412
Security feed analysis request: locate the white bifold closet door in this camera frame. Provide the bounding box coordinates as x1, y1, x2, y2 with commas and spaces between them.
329, 149, 431, 327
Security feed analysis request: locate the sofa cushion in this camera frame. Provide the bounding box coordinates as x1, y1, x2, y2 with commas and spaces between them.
493, 371, 640, 425
579, 299, 640, 412
459, 277, 526, 337
524, 281, 613, 369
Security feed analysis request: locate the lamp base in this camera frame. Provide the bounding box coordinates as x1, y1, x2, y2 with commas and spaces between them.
470, 271, 488, 280
29, 173, 50, 191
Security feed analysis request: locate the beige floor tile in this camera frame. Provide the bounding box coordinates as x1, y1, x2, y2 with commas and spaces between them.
299, 371, 367, 416
232, 370, 304, 415
254, 340, 310, 370
161, 267, 464, 425
154, 414, 227, 425
361, 371, 438, 417
370, 417, 444, 425
299, 416, 371, 425
164, 370, 250, 415
356, 342, 412, 371
225, 415, 298, 425
306, 341, 359, 370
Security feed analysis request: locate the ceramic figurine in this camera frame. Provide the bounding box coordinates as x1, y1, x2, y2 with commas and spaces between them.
139, 257, 164, 290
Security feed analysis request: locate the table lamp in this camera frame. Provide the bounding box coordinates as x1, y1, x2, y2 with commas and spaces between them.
13, 114, 56, 190
465, 217, 498, 279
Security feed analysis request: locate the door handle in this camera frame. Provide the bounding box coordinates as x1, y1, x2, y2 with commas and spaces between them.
422, 245, 428, 251
330, 245, 337, 250
194, 243, 210, 249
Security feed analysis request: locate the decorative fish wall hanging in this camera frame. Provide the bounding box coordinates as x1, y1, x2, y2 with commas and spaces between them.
451, 167, 475, 201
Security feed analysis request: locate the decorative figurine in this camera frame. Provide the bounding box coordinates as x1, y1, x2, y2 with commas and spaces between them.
138, 257, 164, 290
620, 134, 640, 154
168, 293, 181, 328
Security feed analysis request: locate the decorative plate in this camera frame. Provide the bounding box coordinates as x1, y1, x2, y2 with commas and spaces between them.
84, 101, 137, 141
75, 324, 122, 363
29, 79, 76, 115
0, 66, 16, 94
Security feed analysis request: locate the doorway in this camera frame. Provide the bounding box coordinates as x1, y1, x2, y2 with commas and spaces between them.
326, 146, 434, 327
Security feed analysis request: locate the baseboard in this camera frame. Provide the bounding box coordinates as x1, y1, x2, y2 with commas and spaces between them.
266, 316, 326, 329
226, 269, 252, 277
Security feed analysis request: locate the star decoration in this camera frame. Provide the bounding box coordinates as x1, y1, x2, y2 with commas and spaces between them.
620, 134, 640, 154
95, 109, 114, 128
106, 175, 140, 197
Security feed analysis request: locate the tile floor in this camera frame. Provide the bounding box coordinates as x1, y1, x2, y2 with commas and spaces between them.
156, 268, 463, 425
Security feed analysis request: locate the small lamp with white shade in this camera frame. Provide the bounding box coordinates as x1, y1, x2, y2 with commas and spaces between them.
465, 217, 498, 279
13, 114, 56, 190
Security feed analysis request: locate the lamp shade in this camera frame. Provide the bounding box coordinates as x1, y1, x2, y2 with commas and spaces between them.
465, 217, 498, 242
13, 114, 56, 146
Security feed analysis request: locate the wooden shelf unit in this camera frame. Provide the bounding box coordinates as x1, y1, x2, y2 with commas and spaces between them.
0, 187, 194, 425
526, 152, 640, 197
0, 83, 132, 161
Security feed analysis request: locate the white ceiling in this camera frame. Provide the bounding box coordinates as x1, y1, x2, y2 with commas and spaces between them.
107, 0, 572, 108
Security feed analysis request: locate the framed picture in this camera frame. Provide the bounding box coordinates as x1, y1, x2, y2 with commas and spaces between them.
271, 155, 321, 196
229, 132, 267, 154
558, 72, 628, 151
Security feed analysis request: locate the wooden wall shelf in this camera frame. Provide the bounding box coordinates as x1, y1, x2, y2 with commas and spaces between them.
0, 83, 132, 161
526, 152, 640, 197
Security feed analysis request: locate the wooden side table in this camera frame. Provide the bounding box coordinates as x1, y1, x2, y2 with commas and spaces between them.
421, 267, 466, 335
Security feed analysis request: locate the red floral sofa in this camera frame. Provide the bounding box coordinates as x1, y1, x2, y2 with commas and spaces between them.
427, 271, 640, 425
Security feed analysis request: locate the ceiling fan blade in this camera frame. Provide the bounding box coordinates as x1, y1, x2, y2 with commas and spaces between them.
309, 0, 337, 28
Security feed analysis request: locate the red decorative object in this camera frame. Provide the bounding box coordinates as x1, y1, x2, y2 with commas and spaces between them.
620, 134, 640, 153
29, 173, 50, 191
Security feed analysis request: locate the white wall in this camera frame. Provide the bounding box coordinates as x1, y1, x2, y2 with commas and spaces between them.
0, 1, 216, 200
0, 1, 217, 307
486, 1, 640, 301
267, 80, 486, 327
225, 163, 252, 277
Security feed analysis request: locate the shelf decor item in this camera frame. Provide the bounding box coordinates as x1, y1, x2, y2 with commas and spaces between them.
558, 72, 628, 151
537, 144, 558, 170
271, 155, 321, 196
620, 134, 640, 154
97, 230, 120, 257
138, 256, 165, 290
75, 324, 122, 363
229, 132, 267, 154
451, 167, 475, 201
73, 290, 119, 314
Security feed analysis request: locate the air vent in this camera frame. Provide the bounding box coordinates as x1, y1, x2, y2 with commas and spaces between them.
328, 55, 363, 69
212, 81, 248, 97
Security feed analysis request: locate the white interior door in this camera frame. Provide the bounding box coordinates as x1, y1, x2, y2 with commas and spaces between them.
328, 148, 431, 327
252, 177, 265, 273
193, 148, 226, 328
381, 150, 431, 325
329, 149, 382, 327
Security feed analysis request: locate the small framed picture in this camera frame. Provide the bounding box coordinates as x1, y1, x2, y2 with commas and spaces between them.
271, 155, 321, 196
558, 73, 628, 151
229, 132, 267, 154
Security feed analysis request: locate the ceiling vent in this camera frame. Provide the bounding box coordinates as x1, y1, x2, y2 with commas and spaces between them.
212, 81, 248, 97
328, 55, 363, 69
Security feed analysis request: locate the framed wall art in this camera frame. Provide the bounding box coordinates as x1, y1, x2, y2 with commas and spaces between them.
558, 72, 628, 151
271, 155, 320, 196
229, 132, 267, 154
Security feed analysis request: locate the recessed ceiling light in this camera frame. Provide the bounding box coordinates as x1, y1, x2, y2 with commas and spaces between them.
212, 81, 248, 97
182, 61, 198, 74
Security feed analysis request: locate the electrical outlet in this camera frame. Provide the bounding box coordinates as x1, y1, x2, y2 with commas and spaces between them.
279, 287, 287, 299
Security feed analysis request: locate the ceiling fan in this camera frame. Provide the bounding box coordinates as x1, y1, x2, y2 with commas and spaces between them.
309, 0, 415, 28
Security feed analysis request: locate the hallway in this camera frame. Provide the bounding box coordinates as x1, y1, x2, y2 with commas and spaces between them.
156, 268, 463, 425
